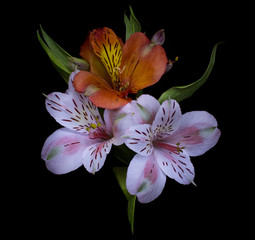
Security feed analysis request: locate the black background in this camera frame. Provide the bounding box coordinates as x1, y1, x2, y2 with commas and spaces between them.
9, 0, 248, 238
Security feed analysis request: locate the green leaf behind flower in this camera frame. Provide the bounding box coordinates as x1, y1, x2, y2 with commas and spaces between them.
124, 6, 142, 41
158, 42, 222, 103
37, 26, 89, 83
127, 195, 136, 234
111, 144, 136, 165
113, 167, 136, 234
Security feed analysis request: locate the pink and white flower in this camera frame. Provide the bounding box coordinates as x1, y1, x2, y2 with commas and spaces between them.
41, 71, 116, 174
124, 96, 221, 203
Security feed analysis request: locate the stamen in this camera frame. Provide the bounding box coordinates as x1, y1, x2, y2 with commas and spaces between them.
90, 123, 97, 129
176, 142, 185, 153
111, 66, 129, 92
118, 82, 129, 92
165, 56, 179, 73
114, 65, 126, 74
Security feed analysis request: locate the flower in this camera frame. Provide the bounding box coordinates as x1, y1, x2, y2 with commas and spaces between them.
73, 27, 168, 109
123, 95, 221, 203
41, 71, 118, 174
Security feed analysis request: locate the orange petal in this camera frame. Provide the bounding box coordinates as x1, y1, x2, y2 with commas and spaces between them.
120, 32, 168, 93
89, 89, 132, 109
73, 71, 111, 93
73, 71, 131, 109
90, 27, 124, 89
80, 34, 112, 85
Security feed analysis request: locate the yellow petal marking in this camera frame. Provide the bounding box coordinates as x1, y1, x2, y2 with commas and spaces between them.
90, 28, 123, 90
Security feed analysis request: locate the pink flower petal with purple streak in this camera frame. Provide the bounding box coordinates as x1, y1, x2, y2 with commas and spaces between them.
126, 153, 166, 203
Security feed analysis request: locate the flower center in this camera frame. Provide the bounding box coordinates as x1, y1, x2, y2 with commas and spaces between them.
85, 113, 111, 140
111, 66, 129, 93
89, 126, 111, 140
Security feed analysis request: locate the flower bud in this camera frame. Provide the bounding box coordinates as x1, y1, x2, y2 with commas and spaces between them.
151, 29, 165, 45
69, 57, 89, 71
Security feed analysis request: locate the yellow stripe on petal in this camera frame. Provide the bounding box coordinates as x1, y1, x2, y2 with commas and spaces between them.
90, 27, 123, 90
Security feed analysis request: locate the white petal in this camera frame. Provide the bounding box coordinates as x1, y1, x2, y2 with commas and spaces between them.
105, 108, 134, 146
67, 70, 80, 95
41, 128, 94, 174
125, 124, 153, 156
169, 111, 221, 156
154, 148, 195, 185
108, 95, 160, 146
83, 138, 114, 174
135, 94, 160, 124
103, 109, 114, 137
152, 99, 182, 139
126, 153, 166, 203
45, 89, 104, 134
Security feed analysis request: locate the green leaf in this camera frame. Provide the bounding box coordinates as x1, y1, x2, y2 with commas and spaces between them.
158, 42, 222, 103
111, 144, 136, 165
113, 167, 130, 200
113, 167, 136, 234
124, 6, 142, 41
127, 195, 136, 234
40, 25, 72, 63
37, 26, 89, 83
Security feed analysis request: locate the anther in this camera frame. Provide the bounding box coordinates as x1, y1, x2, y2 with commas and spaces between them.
90, 123, 97, 129
165, 56, 179, 73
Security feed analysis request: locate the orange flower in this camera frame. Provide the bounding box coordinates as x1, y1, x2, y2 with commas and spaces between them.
73, 27, 167, 109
